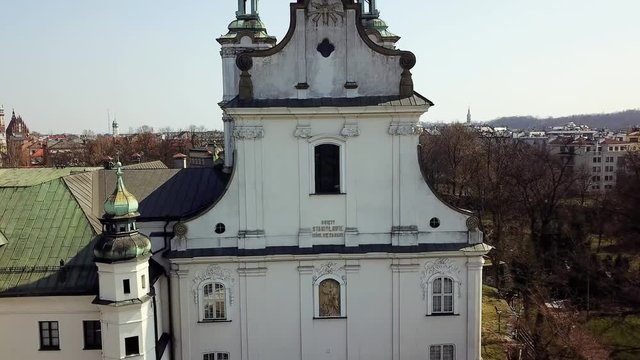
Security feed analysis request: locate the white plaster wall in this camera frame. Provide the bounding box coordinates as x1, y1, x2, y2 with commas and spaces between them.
100, 302, 156, 360
0, 296, 102, 360
172, 254, 483, 360
249, 4, 402, 99
183, 107, 471, 250
97, 260, 149, 302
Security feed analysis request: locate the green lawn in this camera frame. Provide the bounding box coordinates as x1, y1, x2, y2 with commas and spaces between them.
586, 315, 640, 360
482, 285, 512, 360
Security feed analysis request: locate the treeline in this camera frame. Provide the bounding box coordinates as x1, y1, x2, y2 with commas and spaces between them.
488, 109, 640, 131
419, 124, 640, 358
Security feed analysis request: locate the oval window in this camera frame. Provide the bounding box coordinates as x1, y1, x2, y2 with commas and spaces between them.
429, 217, 440, 228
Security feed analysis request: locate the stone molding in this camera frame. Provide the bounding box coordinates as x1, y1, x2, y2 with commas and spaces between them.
233, 126, 264, 140
307, 0, 345, 27
192, 265, 236, 305
312, 261, 346, 284
294, 125, 312, 139
340, 124, 360, 137
388, 123, 420, 136
420, 258, 462, 300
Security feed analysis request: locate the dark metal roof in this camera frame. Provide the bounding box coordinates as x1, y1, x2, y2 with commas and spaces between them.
138, 167, 230, 220
222, 92, 433, 109
67, 167, 231, 225
166, 242, 468, 259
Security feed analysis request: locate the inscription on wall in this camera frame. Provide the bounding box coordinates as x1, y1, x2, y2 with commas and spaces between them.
312, 220, 344, 238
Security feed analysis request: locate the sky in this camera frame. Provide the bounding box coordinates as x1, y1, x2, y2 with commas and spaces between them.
0, 0, 639, 134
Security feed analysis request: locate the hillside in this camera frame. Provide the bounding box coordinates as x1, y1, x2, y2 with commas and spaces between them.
486, 109, 640, 131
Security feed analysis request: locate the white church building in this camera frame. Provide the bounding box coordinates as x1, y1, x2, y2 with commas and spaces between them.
0, 1, 490, 360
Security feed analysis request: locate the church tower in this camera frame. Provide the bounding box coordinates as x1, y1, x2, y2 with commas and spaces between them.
94, 162, 155, 360
467, 106, 472, 124
0, 105, 6, 156
217, 0, 276, 169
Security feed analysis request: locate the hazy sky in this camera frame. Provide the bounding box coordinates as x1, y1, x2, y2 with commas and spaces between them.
1, 0, 639, 133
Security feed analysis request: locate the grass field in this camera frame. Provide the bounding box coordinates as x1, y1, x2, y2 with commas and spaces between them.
481, 285, 512, 360
586, 315, 640, 360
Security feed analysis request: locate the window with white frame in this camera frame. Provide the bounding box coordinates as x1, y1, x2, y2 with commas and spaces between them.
313, 275, 346, 318
429, 344, 455, 360
432, 277, 454, 314
426, 274, 459, 315
310, 139, 345, 195
201, 282, 227, 321
203, 352, 229, 360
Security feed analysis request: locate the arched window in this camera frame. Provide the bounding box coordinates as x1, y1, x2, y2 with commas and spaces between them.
314, 143, 341, 194
203, 282, 226, 320
432, 276, 454, 314
318, 279, 341, 317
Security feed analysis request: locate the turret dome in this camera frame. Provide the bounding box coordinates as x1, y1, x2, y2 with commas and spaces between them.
103, 162, 139, 217
93, 162, 151, 262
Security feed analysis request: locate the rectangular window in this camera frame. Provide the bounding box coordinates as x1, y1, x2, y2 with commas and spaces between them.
83, 320, 102, 350
314, 143, 341, 194
125, 336, 139, 356
39, 321, 60, 350
141, 275, 146, 289
123, 279, 131, 294
429, 344, 454, 360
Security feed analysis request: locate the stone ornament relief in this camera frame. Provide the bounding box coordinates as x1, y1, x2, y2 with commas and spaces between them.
312, 261, 346, 284
174, 222, 188, 239
192, 265, 236, 305
308, 0, 345, 27
388, 123, 420, 136
233, 126, 264, 140
294, 126, 312, 139
340, 124, 360, 137
420, 258, 462, 300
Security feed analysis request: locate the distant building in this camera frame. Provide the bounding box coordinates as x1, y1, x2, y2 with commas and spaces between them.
0, 106, 6, 163
548, 135, 637, 191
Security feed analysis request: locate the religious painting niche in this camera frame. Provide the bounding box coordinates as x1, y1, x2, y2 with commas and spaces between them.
318, 278, 341, 316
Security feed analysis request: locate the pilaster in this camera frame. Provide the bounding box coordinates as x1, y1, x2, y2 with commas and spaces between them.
466, 257, 484, 360
298, 265, 314, 360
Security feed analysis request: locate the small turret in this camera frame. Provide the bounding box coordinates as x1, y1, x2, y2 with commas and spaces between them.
94, 162, 150, 262
93, 161, 156, 360
359, 0, 400, 48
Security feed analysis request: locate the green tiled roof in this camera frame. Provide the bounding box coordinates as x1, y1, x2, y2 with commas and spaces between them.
0, 167, 99, 187
0, 177, 97, 296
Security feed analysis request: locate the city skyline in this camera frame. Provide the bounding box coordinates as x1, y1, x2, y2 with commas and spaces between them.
1, 0, 639, 133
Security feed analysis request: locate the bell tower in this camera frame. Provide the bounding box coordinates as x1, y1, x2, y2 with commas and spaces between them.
217, 0, 276, 170
94, 162, 155, 360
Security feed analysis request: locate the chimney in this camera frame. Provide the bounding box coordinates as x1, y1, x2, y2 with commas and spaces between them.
103, 156, 114, 170
173, 153, 187, 169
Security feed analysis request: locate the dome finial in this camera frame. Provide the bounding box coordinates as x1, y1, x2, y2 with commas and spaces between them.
103, 161, 139, 217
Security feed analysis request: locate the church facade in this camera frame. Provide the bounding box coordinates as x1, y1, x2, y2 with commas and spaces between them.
0, 1, 490, 360
167, 1, 490, 360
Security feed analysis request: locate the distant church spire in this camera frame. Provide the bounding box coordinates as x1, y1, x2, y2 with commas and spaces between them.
466, 107, 471, 124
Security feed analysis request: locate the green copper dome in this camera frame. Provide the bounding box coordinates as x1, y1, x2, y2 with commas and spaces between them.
93, 161, 151, 263
217, 17, 277, 45
362, 18, 400, 44
93, 231, 151, 263
103, 162, 139, 217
